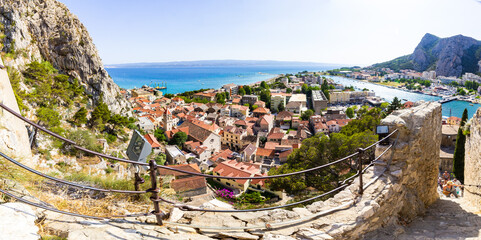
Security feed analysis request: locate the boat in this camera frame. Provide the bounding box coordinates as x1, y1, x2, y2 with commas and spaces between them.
470, 103, 474, 106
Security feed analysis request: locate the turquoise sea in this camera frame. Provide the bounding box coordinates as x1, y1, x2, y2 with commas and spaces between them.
106, 65, 335, 94
106, 65, 481, 119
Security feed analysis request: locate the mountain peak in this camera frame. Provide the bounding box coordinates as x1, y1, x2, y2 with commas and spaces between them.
373, 33, 481, 77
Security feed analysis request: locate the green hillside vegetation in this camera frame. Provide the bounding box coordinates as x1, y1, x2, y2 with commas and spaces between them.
6, 60, 135, 157
372, 55, 414, 72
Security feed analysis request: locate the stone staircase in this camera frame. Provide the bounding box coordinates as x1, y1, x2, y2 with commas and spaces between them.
369, 195, 481, 240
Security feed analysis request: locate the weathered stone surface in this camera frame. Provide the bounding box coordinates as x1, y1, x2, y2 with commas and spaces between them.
169, 207, 185, 223
465, 107, 481, 211
0, 0, 131, 114
0, 57, 31, 160
0, 203, 39, 240
218, 231, 259, 240
296, 228, 333, 240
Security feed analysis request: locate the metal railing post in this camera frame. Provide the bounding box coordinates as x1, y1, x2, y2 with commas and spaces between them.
358, 148, 364, 195
148, 160, 163, 225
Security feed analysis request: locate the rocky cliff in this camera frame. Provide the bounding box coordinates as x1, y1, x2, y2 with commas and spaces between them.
0, 0, 130, 114
373, 33, 481, 77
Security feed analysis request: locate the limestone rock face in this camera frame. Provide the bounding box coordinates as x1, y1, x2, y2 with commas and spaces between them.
0, 57, 31, 158
374, 33, 481, 77
0, 0, 131, 114
0, 203, 39, 240
465, 108, 481, 211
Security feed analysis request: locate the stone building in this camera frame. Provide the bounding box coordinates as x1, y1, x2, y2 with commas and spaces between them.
439, 124, 458, 172
311, 90, 328, 115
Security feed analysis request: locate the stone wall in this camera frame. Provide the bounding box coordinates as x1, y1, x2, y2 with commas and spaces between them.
465, 108, 481, 211
0, 57, 31, 159
160, 102, 442, 239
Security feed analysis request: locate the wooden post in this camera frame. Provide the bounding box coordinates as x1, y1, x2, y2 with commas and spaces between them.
149, 160, 163, 225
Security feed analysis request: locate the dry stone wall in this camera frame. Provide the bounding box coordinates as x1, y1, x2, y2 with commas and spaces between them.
465, 108, 481, 211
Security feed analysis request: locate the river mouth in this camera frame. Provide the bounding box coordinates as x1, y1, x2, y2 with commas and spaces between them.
329, 76, 481, 119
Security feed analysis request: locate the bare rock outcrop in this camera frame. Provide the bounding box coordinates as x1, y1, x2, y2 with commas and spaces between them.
0, 203, 39, 240
0, 57, 31, 158
0, 0, 130, 114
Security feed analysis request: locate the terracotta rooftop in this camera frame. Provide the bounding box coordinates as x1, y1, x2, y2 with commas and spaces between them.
158, 163, 201, 177
213, 160, 266, 185
170, 176, 206, 192
143, 134, 161, 148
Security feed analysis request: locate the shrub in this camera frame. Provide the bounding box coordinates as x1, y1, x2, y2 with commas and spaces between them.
37, 107, 61, 127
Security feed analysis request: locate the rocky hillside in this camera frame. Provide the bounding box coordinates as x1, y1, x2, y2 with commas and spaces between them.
0, 0, 130, 114
372, 33, 481, 77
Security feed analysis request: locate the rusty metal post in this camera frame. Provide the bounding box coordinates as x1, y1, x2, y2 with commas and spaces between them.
358, 148, 364, 195
148, 160, 163, 225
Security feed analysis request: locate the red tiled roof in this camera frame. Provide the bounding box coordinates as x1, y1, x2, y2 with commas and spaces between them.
335, 119, 351, 127
255, 148, 276, 157
170, 176, 206, 192
264, 142, 280, 150
253, 107, 269, 113
210, 149, 233, 162
143, 134, 161, 148
213, 160, 265, 185
158, 163, 201, 177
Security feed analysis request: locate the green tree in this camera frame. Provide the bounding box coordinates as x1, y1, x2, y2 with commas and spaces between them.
62, 129, 103, 158
72, 107, 88, 126
155, 153, 167, 165
453, 108, 468, 183
90, 101, 111, 128
37, 107, 61, 127
380, 102, 389, 110
300, 109, 314, 120
346, 107, 355, 119
216, 93, 226, 104
301, 84, 309, 94
260, 81, 269, 89
154, 128, 166, 142
388, 97, 402, 113
169, 132, 188, 147
278, 101, 285, 112
238, 87, 246, 96
286, 88, 292, 93
244, 85, 252, 95
259, 90, 271, 108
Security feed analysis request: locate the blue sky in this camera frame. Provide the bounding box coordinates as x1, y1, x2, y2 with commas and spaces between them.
60, 0, 481, 66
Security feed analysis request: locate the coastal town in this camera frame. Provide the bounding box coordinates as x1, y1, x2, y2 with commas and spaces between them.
328, 67, 481, 104
122, 66, 479, 204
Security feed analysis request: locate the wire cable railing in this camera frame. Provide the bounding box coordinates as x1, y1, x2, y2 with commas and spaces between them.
0, 102, 399, 179
0, 152, 147, 194
0, 102, 399, 227
0, 188, 152, 220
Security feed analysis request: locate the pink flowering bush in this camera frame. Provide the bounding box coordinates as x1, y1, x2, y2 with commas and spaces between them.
216, 188, 235, 200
